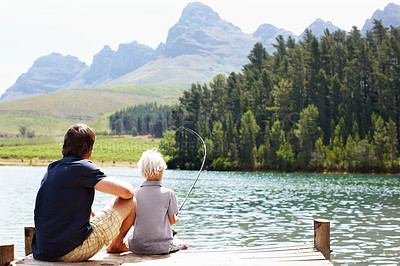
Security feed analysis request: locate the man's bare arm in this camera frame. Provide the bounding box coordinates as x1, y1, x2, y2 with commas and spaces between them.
94, 177, 134, 199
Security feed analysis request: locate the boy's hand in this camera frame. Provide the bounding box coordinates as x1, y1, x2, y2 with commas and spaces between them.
169, 214, 179, 225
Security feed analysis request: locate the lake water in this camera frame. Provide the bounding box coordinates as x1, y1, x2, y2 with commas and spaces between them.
0, 166, 399, 265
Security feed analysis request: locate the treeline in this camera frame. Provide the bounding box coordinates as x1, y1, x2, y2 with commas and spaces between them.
109, 102, 172, 137
161, 20, 400, 173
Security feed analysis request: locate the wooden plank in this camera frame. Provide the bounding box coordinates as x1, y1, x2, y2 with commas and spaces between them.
205, 243, 314, 251
181, 248, 321, 259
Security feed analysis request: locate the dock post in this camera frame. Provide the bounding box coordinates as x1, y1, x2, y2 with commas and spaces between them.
314, 219, 330, 260
0, 244, 14, 265
24, 227, 35, 256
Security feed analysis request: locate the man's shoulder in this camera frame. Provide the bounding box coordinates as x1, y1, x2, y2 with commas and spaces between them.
62, 156, 97, 168
54, 155, 86, 164
50, 156, 100, 175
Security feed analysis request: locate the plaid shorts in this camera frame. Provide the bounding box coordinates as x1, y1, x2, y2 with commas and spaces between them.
58, 205, 123, 262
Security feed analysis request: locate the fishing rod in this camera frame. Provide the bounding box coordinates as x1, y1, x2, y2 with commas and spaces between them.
158, 126, 207, 212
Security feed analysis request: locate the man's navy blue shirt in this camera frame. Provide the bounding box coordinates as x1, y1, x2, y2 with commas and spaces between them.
32, 155, 106, 261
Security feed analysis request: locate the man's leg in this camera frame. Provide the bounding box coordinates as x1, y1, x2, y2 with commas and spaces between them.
106, 196, 136, 253
58, 197, 135, 261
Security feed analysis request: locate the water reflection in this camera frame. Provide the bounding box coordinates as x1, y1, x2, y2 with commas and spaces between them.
0, 167, 399, 265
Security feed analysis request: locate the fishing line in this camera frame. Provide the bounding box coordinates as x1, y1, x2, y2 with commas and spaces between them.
157, 126, 207, 212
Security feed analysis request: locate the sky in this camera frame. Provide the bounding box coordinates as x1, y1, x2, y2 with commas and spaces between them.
1, 0, 400, 97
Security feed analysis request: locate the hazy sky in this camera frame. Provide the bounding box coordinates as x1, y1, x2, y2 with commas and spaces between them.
1, 0, 399, 97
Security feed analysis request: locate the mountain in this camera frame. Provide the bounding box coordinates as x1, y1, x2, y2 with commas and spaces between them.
0, 42, 157, 102
108, 2, 263, 85
83, 41, 156, 86
0, 2, 300, 102
0, 53, 87, 101
104, 2, 297, 86
253, 23, 295, 51
82, 45, 115, 85
161, 2, 245, 58
3, 2, 400, 102
362, 3, 400, 34
300, 18, 341, 40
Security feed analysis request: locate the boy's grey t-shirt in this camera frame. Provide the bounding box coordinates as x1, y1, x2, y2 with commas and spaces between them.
128, 180, 179, 254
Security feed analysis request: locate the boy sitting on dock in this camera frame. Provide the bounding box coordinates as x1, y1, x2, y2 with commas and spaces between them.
127, 149, 188, 254
32, 124, 136, 262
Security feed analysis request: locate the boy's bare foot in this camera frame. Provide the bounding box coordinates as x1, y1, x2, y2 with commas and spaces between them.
106, 240, 129, 253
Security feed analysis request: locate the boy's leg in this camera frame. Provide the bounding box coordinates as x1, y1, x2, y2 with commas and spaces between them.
169, 235, 188, 253
106, 196, 136, 253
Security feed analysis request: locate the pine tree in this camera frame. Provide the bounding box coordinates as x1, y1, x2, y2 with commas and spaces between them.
295, 104, 321, 155
239, 110, 260, 169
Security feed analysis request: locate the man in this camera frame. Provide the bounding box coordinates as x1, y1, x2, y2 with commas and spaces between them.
32, 124, 136, 262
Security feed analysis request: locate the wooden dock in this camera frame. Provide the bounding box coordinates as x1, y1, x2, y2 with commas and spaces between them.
3, 220, 333, 265
13, 243, 332, 265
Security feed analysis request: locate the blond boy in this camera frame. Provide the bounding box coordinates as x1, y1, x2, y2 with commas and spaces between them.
127, 149, 187, 254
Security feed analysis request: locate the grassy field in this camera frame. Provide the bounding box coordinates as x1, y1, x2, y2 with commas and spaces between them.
0, 113, 83, 136
0, 135, 161, 166
89, 83, 188, 96
91, 135, 160, 162
0, 83, 186, 164
0, 83, 188, 136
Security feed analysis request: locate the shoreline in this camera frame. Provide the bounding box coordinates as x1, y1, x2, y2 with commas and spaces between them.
0, 158, 399, 175
0, 158, 137, 168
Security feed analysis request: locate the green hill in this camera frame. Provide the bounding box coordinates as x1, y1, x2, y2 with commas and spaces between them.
0, 84, 188, 136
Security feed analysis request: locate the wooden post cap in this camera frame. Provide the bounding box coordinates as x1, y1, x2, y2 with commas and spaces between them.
0, 244, 14, 265
314, 218, 330, 223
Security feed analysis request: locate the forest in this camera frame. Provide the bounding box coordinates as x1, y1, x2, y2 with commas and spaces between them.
109, 20, 400, 173
109, 102, 172, 138
158, 20, 400, 173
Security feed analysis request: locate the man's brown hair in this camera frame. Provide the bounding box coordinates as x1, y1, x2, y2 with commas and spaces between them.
62, 124, 95, 157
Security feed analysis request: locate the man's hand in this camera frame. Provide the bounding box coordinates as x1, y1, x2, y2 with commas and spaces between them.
94, 177, 134, 199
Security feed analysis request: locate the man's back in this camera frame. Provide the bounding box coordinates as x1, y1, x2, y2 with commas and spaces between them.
32, 155, 106, 261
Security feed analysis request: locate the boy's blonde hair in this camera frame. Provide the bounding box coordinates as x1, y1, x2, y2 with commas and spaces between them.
138, 149, 167, 178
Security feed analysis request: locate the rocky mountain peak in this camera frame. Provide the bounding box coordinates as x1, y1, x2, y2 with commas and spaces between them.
83, 41, 155, 86
362, 3, 400, 34
99, 45, 114, 54
83, 45, 115, 85
253, 24, 295, 52
109, 41, 156, 79
0, 53, 87, 101
162, 2, 244, 58
300, 18, 340, 40
33, 52, 87, 70
179, 2, 221, 26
